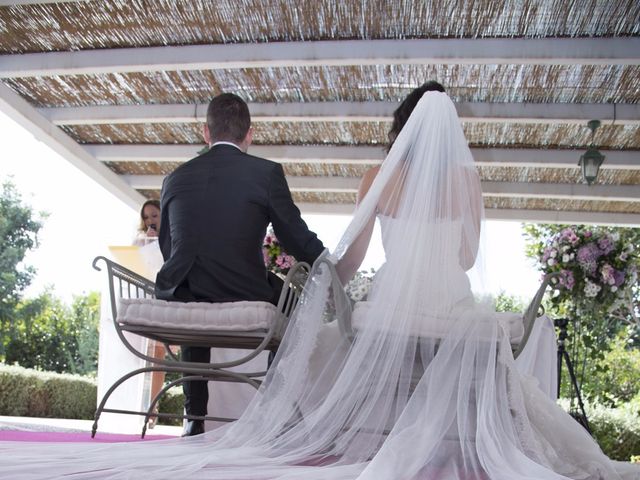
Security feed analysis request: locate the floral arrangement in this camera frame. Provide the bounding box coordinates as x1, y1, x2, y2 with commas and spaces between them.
536, 226, 638, 315
263, 226, 378, 301
263, 227, 296, 275
345, 269, 376, 303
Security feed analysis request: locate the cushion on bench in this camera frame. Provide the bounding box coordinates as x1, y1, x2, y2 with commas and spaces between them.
118, 298, 285, 332
351, 302, 525, 343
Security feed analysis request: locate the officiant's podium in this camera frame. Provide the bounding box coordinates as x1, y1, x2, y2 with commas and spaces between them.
92, 255, 308, 437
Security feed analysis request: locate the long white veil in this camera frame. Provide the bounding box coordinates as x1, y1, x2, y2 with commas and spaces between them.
1, 92, 637, 480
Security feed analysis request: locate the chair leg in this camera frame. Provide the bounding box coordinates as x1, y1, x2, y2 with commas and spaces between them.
92, 366, 159, 438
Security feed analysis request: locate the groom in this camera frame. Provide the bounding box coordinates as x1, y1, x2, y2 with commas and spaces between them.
155, 93, 325, 436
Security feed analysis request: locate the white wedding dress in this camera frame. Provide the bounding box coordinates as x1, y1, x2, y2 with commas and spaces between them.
1, 92, 637, 480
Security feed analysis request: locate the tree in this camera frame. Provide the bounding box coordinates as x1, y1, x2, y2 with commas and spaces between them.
0, 179, 45, 355
4, 290, 100, 375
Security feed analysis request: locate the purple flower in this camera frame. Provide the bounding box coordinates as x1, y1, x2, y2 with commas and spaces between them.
560, 228, 579, 245
559, 269, 575, 290
598, 234, 615, 255
584, 231, 592, 238
613, 269, 625, 287
577, 243, 601, 274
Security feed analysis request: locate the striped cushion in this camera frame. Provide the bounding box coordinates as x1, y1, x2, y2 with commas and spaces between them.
118, 298, 284, 333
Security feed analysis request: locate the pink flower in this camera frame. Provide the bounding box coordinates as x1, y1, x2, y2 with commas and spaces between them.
560, 228, 579, 245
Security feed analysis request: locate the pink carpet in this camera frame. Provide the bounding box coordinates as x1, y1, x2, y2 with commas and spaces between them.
0, 430, 177, 443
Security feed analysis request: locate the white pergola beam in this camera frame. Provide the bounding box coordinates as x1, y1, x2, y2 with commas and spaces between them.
124, 175, 639, 203
2, 38, 639, 78
0, 83, 143, 210
482, 181, 640, 202
88, 144, 386, 164
485, 208, 640, 227
40, 102, 640, 126
90, 144, 640, 170
299, 204, 640, 226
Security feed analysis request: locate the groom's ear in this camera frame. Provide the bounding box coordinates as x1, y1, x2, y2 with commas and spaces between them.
244, 127, 253, 147
203, 123, 212, 145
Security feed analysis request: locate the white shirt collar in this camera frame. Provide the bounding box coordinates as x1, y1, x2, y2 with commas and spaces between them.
211, 141, 241, 150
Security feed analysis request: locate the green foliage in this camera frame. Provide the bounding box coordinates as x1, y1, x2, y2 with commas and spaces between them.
494, 292, 526, 313
69, 292, 101, 375
3, 291, 100, 375
0, 179, 45, 335
0, 363, 184, 424
0, 363, 96, 419
588, 398, 640, 461
577, 334, 640, 407
157, 386, 185, 426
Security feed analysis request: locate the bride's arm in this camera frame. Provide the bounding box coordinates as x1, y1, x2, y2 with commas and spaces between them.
459, 166, 482, 271
335, 167, 378, 285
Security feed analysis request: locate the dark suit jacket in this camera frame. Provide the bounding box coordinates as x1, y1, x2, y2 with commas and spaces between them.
155, 144, 324, 303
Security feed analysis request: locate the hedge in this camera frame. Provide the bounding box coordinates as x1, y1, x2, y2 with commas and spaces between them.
0, 363, 96, 419
0, 363, 184, 424
588, 400, 640, 461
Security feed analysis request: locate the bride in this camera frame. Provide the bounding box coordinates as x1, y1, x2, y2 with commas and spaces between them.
1, 86, 638, 480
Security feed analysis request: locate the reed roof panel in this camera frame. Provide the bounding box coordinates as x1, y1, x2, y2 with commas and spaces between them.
476, 167, 640, 185
292, 192, 357, 204
62, 122, 640, 150
1, 0, 638, 54
104, 161, 183, 176
6, 64, 639, 108
484, 197, 640, 214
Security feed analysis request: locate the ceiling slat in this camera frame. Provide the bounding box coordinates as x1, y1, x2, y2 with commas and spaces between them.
2, 38, 639, 78
267, 203, 640, 226
124, 174, 640, 203
40, 102, 640, 126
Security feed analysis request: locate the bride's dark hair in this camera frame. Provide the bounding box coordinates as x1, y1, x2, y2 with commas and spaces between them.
387, 80, 446, 152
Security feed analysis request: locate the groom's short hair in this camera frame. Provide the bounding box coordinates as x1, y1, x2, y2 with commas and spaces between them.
207, 93, 251, 144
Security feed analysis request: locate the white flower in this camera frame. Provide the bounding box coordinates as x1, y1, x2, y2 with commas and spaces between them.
611, 286, 618, 292
547, 259, 556, 266
562, 254, 571, 263
562, 245, 570, 252
550, 250, 557, 258
612, 232, 620, 241
584, 280, 601, 298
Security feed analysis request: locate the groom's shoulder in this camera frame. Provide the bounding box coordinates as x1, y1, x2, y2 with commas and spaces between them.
242, 151, 282, 172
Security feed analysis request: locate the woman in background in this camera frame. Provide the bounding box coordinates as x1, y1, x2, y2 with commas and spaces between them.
134, 198, 165, 427
133, 199, 161, 246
